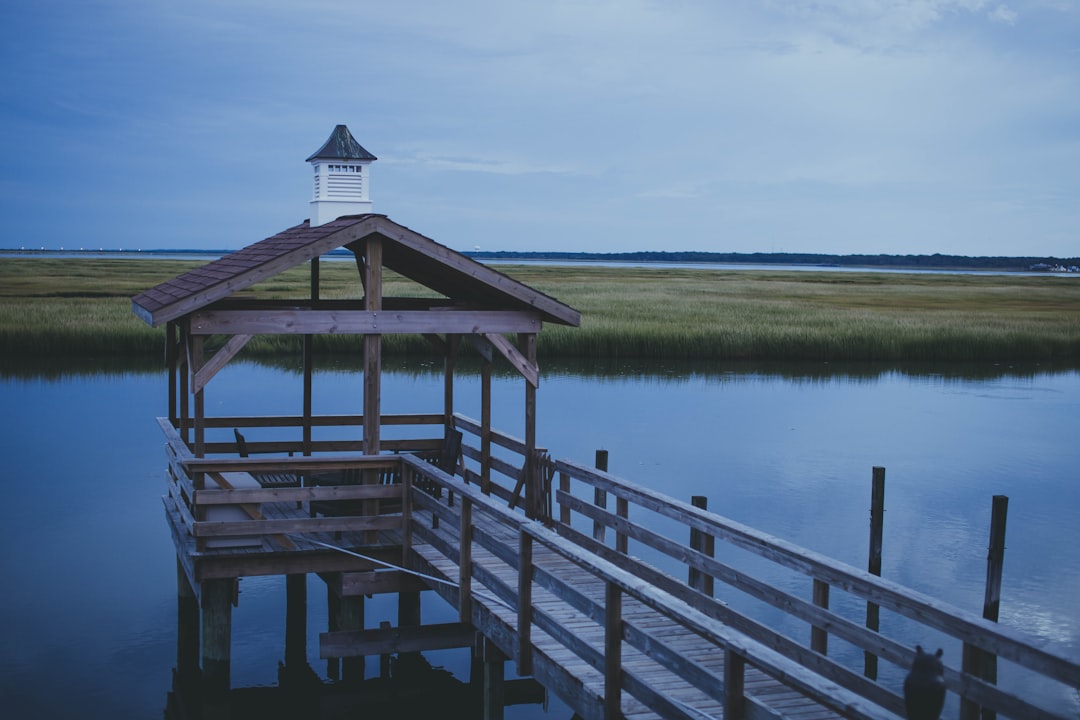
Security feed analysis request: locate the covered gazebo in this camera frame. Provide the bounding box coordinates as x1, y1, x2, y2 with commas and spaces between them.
132, 212, 580, 519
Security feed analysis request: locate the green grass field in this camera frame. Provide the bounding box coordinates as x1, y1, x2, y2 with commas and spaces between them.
2, 257, 1078, 363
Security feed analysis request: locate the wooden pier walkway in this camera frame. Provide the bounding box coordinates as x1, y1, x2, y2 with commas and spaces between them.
408, 493, 856, 720
162, 415, 1080, 720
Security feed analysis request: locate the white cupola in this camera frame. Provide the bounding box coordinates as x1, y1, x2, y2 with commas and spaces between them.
306, 124, 377, 226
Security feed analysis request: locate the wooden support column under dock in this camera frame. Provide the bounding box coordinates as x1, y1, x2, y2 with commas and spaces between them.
285, 574, 307, 669
201, 578, 234, 698
176, 558, 199, 682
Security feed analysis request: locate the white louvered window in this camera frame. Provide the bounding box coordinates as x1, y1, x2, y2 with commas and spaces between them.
327, 164, 364, 198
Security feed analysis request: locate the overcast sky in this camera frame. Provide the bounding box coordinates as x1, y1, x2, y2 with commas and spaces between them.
1, 0, 1077, 256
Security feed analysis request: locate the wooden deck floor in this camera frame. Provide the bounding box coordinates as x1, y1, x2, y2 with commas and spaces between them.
408, 507, 845, 720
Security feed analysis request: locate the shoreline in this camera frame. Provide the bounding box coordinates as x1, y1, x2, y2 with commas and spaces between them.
2, 256, 1078, 363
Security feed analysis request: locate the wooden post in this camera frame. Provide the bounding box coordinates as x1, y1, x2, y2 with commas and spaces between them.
593, 450, 608, 544
481, 357, 492, 494
480, 639, 506, 720
688, 496, 715, 595
460, 497, 474, 623
517, 532, 533, 676
399, 587, 421, 628
811, 580, 829, 654
444, 335, 458, 432
521, 333, 537, 519
362, 236, 382, 457
339, 595, 365, 684
176, 558, 199, 681
379, 620, 393, 679
190, 333, 205, 459
864, 466, 885, 679
179, 320, 189, 445
303, 334, 313, 456
962, 495, 1009, 720
201, 578, 233, 698
616, 496, 629, 554
724, 649, 746, 720
604, 582, 622, 720
402, 465, 414, 558
285, 574, 307, 669
362, 238, 382, 542
559, 470, 571, 527
167, 321, 178, 426
397, 572, 422, 668
303, 257, 319, 457
326, 590, 340, 680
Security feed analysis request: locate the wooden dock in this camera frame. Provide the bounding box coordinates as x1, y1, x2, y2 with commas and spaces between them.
161, 414, 1080, 720
133, 213, 1079, 718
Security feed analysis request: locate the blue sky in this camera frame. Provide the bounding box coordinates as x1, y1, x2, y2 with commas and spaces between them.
1, 0, 1077, 256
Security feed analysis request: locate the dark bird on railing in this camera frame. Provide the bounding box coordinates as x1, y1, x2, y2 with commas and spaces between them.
904, 645, 946, 720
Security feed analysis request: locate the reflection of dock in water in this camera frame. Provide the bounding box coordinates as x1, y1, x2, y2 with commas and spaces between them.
164, 647, 544, 720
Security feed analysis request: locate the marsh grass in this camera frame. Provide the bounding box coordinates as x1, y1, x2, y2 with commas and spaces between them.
2, 258, 1078, 362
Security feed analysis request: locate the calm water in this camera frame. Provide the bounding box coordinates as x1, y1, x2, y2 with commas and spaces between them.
1, 358, 1078, 718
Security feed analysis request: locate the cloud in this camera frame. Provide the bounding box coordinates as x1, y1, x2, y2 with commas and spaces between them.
989, 4, 1020, 23
0, 0, 1077, 255
390, 147, 588, 177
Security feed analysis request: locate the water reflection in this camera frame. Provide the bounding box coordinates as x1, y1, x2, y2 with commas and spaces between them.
0, 357, 1077, 717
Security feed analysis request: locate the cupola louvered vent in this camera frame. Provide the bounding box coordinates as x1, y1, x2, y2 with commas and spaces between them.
306, 125, 376, 226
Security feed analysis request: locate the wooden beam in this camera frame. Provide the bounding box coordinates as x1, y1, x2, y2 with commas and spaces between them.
320, 622, 476, 659
483, 332, 539, 387
337, 570, 428, 597
192, 333, 252, 394
191, 514, 401, 538
467, 333, 495, 363
189, 309, 542, 335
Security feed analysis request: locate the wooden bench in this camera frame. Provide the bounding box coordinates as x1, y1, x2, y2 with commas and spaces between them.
205, 471, 263, 549
233, 428, 301, 488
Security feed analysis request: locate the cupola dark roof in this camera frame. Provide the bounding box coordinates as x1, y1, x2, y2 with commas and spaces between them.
305, 124, 377, 162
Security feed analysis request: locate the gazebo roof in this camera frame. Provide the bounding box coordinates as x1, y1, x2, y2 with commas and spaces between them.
131, 214, 580, 329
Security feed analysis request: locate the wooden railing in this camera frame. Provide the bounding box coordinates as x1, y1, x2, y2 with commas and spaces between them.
191, 412, 449, 457
549, 457, 1080, 720
162, 418, 409, 548
452, 413, 548, 510
402, 454, 902, 720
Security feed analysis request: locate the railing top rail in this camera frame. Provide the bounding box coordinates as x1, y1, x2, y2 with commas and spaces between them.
553, 457, 1080, 687
401, 454, 520, 522
182, 454, 403, 472
519, 519, 903, 720
452, 413, 547, 455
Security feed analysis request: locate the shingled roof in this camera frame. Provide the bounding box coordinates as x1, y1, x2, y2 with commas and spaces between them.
131, 214, 580, 329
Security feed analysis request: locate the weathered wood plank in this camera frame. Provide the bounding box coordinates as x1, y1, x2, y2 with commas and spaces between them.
320, 622, 476, 658
192, 514, 401, 537
194, 483, 402, 505
189, 309, 542, 335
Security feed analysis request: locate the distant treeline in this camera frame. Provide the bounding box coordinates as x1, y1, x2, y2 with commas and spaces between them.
464, 251, 1080, 271
5, 248, 1076, 272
